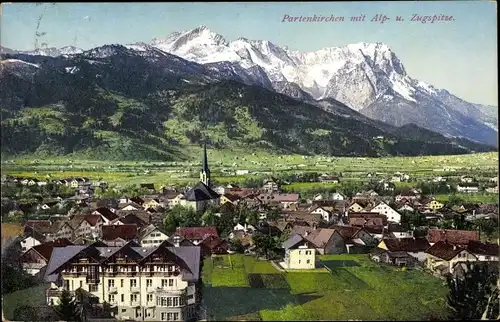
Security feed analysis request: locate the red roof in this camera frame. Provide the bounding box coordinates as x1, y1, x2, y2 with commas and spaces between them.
427, 229, 479, 245
93, 207, 118, 221
83, 215, 102, 227
425, 241, 468, 261
177, 226, 218, 240
29, 238, 73, 261
382, 238, 430, 252
102, 224, 138, 241
466, 240, 499, 257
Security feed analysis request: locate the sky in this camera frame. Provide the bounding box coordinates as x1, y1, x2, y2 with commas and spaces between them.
1, 1, 497, 106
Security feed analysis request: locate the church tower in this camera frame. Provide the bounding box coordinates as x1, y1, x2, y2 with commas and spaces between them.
200, 142, 211, 187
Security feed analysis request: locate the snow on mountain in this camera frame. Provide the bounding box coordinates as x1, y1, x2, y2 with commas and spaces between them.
19, 46, 83, 57
148, 26, 497, 146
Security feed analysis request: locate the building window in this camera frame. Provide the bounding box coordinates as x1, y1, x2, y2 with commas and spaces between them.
108, 295, 115, 303
298, 260, 301, 264
89, 284, 98, 292
169, 279, 174, 287
167, 297, 173, 307
173, 313, 179, 321
167, 313, 174, 321
146, 279, 152, 287
120, 279, 124, 287
188, 294, 194, 300
307, 260, 310, 264
130, 279, 137, 288
108, 279, 115, 287
135, 308, 141, 318
79, 281, 83, 288
485, 256, 491, 260
173, 297, 179, 307
130, 294, 137, 302
121, 294, 124, 302
161, 312, 167, 321
147, 294, 153, 302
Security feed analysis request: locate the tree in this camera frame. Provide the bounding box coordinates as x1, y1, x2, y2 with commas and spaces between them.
54, 289, 81, 322
447, 195, 465, 207
13, 305, 38, 322
229, 238, 245, 253
446, 262, 499, 320
474, 219, 497, 240
253, 233, 280, 259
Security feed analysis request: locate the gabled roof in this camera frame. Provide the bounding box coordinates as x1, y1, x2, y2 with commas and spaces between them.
466, 240, 499, 257
329, 225, 362, 239
427, 229, 479, 245
23, 238, 73, 261
425, 241, 471, 261
222, 193, 241, 202
138, 224, 168, 240
82, 215, 102, 227
24, 220, 54, 234
382, 238, 430, 252
305, 229, 338, 248
185, 182, 219, 201
102, 224, 138, 241
93, 207, 119, 221
282, 233, 306, 250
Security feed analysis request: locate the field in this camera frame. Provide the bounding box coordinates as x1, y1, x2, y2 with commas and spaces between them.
1, 223, 24, 238
2, 152, 498, 191
2, 284, 47, 320
202, 254, 450, 321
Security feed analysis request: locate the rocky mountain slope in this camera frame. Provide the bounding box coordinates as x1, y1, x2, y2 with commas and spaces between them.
1, 45, 495, 160
146, 26, 498, 146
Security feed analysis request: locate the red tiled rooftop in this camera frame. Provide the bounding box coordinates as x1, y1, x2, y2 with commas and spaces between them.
427, 229, 479, 245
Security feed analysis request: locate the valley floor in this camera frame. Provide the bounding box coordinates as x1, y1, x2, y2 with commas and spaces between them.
202, 254, 449, 321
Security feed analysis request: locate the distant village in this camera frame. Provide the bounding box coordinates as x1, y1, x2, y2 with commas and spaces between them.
1, 145, 498, 321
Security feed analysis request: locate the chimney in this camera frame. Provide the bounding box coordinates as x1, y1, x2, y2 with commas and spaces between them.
173, 236, 181, 247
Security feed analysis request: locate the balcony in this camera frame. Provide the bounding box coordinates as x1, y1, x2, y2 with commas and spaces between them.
130, 301, 140, 307
155, 287, 187, 296
46, 289, 75, 298
109, 301, 118, 307
130, 286, 140, 293
147, 301, 156, 308
146, 287, 156, 293
108, 286, 117, 294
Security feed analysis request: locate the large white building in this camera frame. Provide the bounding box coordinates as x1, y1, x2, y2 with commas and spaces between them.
43, 241, 201, 321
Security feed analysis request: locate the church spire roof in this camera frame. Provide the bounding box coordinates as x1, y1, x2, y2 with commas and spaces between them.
202, 142, 209, 173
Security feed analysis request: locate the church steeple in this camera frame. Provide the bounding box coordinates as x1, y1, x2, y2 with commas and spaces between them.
200, 142, 211, 186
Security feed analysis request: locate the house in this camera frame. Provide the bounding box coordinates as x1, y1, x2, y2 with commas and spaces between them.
142, 198, 161, 210
24, 220, 59, 241
309, 205, 334, 223
19, 238, 73, 276
92, 207, 119, 225
262, 179, 280, 193
386, 223, 414, 239
175, 227, 218, 246
370, 201, 401, 223
456, 183, 479, 193
181, 182, 220, 212
220, 193, 240, 205
426, 200, 444, 210
397, 204, 415, 213
460, 175, 474, 183
257, 193, 299, 209
281, 234, 316, 269
349, 212, 387, 227
427, 229, 479, 246
73, 215, 104, 239
433, 176, 447, 183
139, 224, 170, 247
112, 213, 150, 229
20, 235, 44, 253
43, 241, 201, 321
466, 240, 499, 262
304, 229, 345, 255
348, 202, 365, 213
102, 224, 138, 242
53, 221, 76, 241
425, 241, 478, 276
370, 248, 418, 267
395, 190, 420, 202
331, 192, 346, 201
329, 225, 377, 253
485, 185, 499, 193
377, 238, 430, 262
199, 235, 229, 256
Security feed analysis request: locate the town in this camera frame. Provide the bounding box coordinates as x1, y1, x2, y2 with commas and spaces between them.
1, 146, 498, 321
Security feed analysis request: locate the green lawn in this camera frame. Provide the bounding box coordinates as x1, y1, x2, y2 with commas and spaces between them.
203, 254, 450, 321
3, 284, 47, 320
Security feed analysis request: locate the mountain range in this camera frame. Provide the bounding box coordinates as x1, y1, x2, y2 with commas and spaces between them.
0, 26, 497, 160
